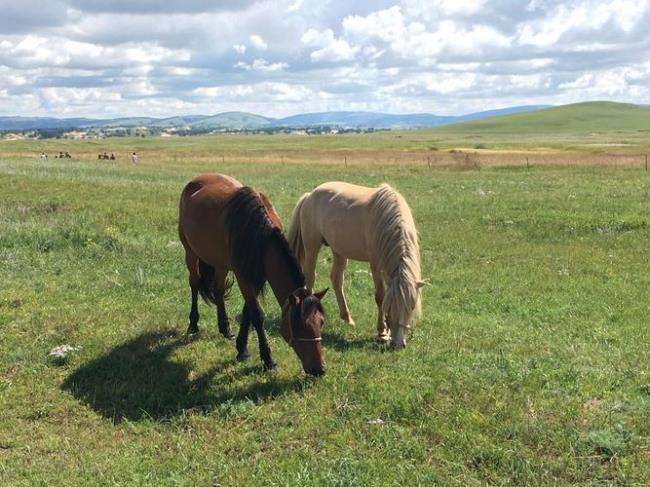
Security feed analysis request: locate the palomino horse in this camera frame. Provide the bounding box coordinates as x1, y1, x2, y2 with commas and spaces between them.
287, 182, 423, 347
179, 173, 328, 375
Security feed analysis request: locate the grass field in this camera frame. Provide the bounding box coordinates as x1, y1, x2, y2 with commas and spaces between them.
1, 136, 650, 485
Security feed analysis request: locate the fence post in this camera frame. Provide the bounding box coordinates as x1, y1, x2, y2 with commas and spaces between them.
222, 155, 225, 164
427, 156, 431, 169
646, 154, 648, 171
526, 157, 529, 169
345, 155, 347, 168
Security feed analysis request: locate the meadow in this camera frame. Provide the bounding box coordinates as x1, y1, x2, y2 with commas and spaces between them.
1, 131, 650, 485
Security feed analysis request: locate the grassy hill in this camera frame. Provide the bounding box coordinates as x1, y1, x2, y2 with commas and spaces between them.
433, 101, 650, 135
408, 102, 650, 151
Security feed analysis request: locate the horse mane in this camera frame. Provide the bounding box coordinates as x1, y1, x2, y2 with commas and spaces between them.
225, 186, 305, 295
369, 184, 422, 326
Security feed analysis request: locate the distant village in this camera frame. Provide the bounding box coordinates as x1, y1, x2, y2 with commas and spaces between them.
1, 125, 383, 140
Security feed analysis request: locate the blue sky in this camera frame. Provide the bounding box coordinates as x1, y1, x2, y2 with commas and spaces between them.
0, 0, 648, 118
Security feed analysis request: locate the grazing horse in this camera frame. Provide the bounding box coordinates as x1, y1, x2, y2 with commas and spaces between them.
287, 182, 424, 347
179, 173, 328, 375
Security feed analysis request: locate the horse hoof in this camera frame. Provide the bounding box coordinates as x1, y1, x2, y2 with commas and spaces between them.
375, 334, 390, 344
236, 352, 250, 362
263, 361, 277, 371
342, 317, 356, 326
186, 326, 199, 336
221, 330, 235, 339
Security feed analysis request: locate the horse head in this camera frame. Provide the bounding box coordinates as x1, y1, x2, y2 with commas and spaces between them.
281, 287, 328, 376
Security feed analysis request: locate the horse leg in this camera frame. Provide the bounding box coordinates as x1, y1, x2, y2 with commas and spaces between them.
249, 301, 276, 370
236, 303, 251, 361
212, 268, 234, 339
237, 279, 275, 370
303, 244, 321, 291
330, 252, 355, 325
184, 247, 200, 334
370, 261, 390, 343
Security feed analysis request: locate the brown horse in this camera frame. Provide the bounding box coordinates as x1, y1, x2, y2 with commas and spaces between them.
178, 173, 328, 376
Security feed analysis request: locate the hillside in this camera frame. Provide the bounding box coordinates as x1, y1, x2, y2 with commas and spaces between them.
431, 101, 650, 135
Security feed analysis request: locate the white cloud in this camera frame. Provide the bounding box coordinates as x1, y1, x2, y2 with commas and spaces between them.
403, 0, 488, 19
517, 0, 648, 47
234, 59, 289, 71
194, 82, 313, 102
342, 7, 511, 63
233, 44, 247, 55
250, 34, 268, 50
0, 0, 649, 118
288, 0, 303, 11
302, 28, 357, 62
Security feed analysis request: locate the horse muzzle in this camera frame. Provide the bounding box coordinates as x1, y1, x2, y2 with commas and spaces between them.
306, 366, 326, 377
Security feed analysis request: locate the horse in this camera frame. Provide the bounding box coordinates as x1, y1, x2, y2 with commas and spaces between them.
178, 173, 328, 376
287, 182, 424, 348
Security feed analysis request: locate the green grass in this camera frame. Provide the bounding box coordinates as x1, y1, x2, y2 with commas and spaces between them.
1, 146, 650, 485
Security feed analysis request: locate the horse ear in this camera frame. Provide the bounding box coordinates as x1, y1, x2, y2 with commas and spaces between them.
416, 280, 428, 289
290, 287, 308, 306
313, 288, 329, 301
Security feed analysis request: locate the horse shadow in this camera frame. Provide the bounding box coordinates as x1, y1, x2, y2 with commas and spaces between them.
60, 329, 309, 423
322, 328, 378, 351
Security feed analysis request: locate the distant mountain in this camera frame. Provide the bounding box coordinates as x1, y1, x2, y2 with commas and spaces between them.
0, 105, 548, 131
272, 106, 549, 129
85, 117, 159, 128
272, 111, 456, 129
189, 112, 273, 130
148, 115, 210, 128
0, 116, 101, 130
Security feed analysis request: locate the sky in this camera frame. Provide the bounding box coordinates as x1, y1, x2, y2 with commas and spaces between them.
0, 0, 649, 118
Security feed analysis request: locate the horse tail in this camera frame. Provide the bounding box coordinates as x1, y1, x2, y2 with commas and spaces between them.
370, 184, 422, 328
198, 259, 217, 305
286, 192, 310, 264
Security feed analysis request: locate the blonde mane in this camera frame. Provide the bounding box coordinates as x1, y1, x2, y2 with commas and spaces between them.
369, 184, 422, 328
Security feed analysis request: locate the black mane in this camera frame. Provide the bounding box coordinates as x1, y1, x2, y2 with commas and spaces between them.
225, 187, 305, 295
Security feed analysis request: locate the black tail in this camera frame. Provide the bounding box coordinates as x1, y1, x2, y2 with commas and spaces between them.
198, 259, 216, 305
197, 259, 233, 305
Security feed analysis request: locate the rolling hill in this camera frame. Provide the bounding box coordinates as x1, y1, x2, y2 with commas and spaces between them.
431, 101, 650, 135
0, 106, 546, 131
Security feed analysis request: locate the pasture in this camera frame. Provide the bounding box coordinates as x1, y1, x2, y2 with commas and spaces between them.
1, 134, 649, 485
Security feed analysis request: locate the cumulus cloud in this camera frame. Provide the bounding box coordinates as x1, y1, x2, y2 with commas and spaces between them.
302, 28, 358, 62
250, 34, 268, 51
0, 0, 649, 117
234, 59, 289, 71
